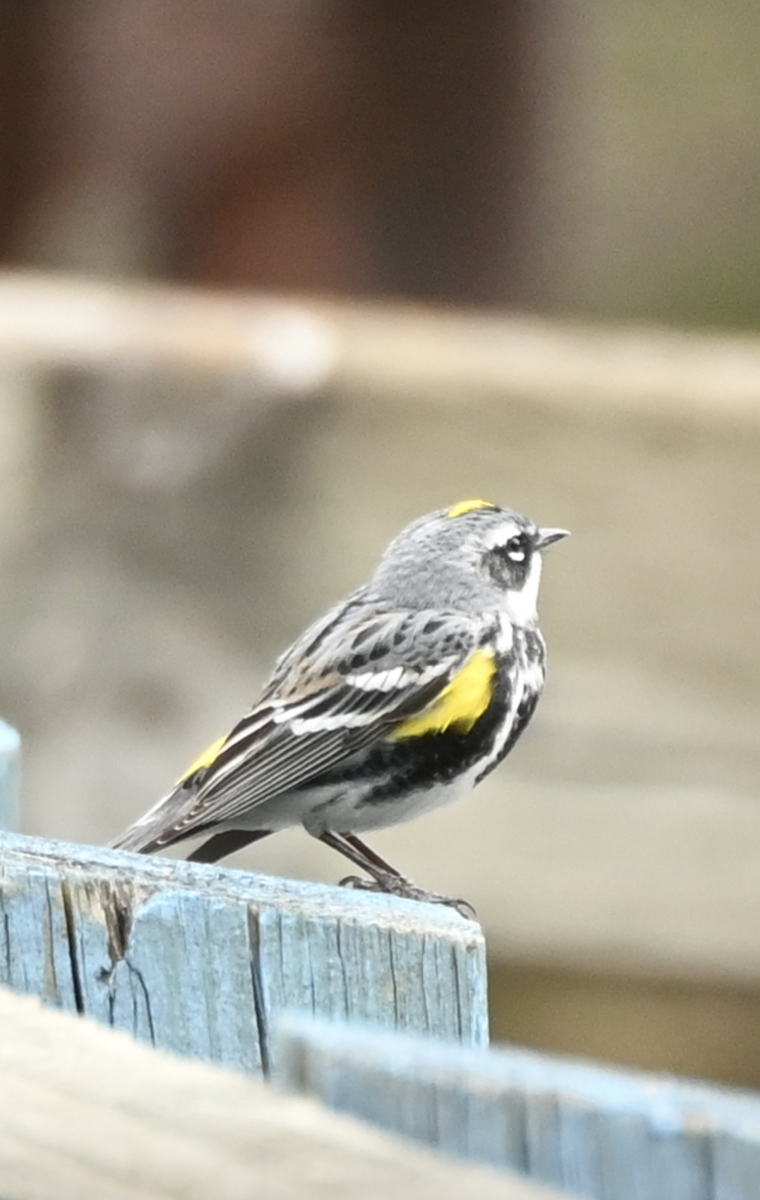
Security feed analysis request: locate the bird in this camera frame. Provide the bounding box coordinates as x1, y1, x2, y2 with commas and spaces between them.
111, 499, 568, 915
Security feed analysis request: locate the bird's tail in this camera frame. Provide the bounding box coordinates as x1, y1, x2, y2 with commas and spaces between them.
109, 786, 187, 856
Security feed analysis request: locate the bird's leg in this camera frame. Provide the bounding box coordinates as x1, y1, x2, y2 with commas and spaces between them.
343, 833, 406, 878
317, 831, 476, 919
317, 830, 406, 888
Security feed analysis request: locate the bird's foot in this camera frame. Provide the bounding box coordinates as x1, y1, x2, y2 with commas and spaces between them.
339, 872, 476, 920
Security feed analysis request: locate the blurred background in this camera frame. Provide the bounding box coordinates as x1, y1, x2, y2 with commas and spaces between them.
1, 1, 760, 1087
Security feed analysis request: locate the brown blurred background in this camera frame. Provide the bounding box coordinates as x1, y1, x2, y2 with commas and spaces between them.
1, 1, 760, 1088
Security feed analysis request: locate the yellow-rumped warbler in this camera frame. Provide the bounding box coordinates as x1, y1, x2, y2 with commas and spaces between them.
112, 500, 568, 914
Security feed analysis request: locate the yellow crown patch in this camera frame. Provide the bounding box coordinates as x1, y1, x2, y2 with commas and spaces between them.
446, 499, 497, 519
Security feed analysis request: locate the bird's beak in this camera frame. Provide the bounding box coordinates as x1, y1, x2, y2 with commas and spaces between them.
536, 527, 571, 550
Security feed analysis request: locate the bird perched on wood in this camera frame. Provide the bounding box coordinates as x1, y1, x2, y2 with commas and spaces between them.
112, 499, 568, 915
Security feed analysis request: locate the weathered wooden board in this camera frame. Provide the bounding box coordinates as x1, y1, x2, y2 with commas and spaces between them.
4, 269, 760, 420
0, 719, 20, 832
0, 831, 487, 1074
0, 987, 564, 1200
274, 1016, 760, 1200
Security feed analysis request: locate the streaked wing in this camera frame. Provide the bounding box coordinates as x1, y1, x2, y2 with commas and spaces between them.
167, 605, 480, 836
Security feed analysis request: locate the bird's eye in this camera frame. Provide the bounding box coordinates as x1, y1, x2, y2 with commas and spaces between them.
484, 531, 531, 586
504, 534, 529, 563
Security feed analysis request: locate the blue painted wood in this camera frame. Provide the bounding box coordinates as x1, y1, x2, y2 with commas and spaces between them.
273, 1016, 760, 1200
0, 985, 563, 1200
0, 831, 487, 1075
0, 720, 20, 832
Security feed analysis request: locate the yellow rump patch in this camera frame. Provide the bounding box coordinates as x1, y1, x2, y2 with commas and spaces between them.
390, 648, 497, 740
446, 499, 496, 519
176, 734, 227, 784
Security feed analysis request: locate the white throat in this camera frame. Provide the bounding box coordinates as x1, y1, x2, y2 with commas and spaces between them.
503, 554, 543, 626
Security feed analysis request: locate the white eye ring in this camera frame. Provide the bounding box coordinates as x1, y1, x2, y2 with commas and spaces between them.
504, 535, 528, 562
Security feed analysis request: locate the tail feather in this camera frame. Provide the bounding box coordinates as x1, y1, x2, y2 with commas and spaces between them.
110, 787, 272, 863
110, 786, 188, 856
186, 829, 271, 863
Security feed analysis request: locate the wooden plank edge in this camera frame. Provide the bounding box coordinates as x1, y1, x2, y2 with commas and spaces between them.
0, 987, 564, 1200
0, 829, 481, 933
0, 719, 20, 832
273, 1015, 760, 1200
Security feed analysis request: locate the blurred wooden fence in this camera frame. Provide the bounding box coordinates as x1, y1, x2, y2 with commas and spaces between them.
2, 268, 760, 419
0, 987, 559, 1200
276, 1016, 760, 1200
0, 719, 20, 832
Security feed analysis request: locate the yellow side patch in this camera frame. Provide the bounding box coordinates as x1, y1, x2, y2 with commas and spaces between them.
446, 499, 496, 519
390, 648, 496, 740
176, 734, 227, 784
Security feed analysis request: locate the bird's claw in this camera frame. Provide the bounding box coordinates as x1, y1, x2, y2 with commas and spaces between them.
339, 873, 477, 920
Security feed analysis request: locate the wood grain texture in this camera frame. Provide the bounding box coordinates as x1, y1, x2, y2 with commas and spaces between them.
0, 718, 20, 831
0, 831, 487, 1074
0, 987, 564, 1200
273, 1016, 760, 1200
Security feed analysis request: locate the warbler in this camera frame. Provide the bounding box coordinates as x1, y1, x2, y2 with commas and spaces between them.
112, 500, 568, 914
